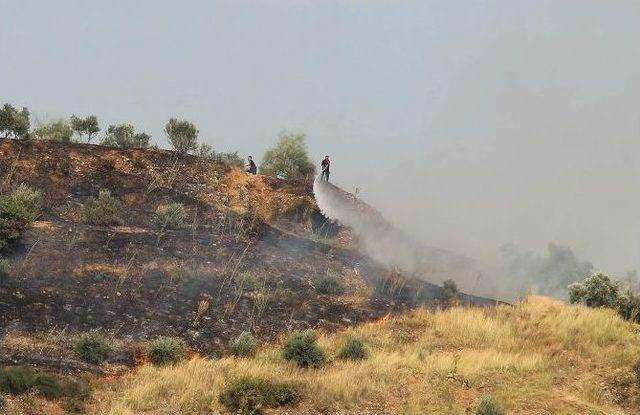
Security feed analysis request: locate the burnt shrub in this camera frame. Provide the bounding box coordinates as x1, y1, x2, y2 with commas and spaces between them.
0, 366, 36, 395
443, 279, 459, 300
316, 274, 344, 295
219, 376, 301, 414
0, 184, 42, 250
476, 394, 504, 415
230, 332, 259, 358
148, 337, 186, 366
337, 334, 368, 361
76, 330, 111, 364
82, 189, 123, 226
282, 330, 325, 368
152, 203, 188, 230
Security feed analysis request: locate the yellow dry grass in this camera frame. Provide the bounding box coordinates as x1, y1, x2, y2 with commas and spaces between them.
93, 296, 640, 414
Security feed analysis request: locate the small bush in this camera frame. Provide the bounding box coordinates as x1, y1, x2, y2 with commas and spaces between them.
443, 279, 458, 298
82, 189, 124, 226
337, 334, 368, 361
219, 376, 301, 414
0, 184, 42, 250
165, 118, 198, 154
152, 203, 188, 230
230, 332, 259, 358
148, 337, 186, 366
568, 273, 619, 308
0, 366, 36, 395
316, 274, 344, 295
76, 330, 110, 364
617, 289, 640, 322
282, 330, 326, 368
236, 272, 261, 292
476, 394, 504, 415
35, 374, 64, 399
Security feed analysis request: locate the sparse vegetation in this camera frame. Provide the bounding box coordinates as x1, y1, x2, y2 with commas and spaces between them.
236, 272, 261, 292
219, 376, 302, 414
0, 184, 42, 250
0, 258, 10, 278
82, 189, 124, 226
282, 330, 326, 368
34, 119, 73, 142
337, 334, 368, 361
101, 124, 151, 148
165, 118, 198, 154
76, 330, 111, 364
475, 394, 504, 415
152, 203, 188, 230
230, 332, 259, 358
259, 130, 315, 179
197, 144, 244, 167
316, 273, 344, 295
148, 337, 186, 366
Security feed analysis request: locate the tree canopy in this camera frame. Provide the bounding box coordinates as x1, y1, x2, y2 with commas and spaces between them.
260, 131, 315, 179
101, 124, 151, 149
165, 118, 198, 154
0, 104, 30, 139
34, 119, 73, 142
71, 115, 100, 143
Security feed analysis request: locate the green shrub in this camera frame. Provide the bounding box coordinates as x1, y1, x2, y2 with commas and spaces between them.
259, 131, 315, 179
148, 337, 186, 366
219, 376, 301, 415
82, 189, 124, 226
230, 332, 259, 358
0, 184, 42, 250
282, 330, 325, 368
617, 289, 640, 322
152, 203, 188, 230
568, 273, 619, 308
101, 124, 150, 148
316, 274, 344, 295
35, 374, 64, 399
76, 330, 110, 364
236, 273, 261, 292
476, 394, 504, 415
34, 119, 73, 142
443, 279, 459, 300
337, 334, 368, 361
0, 366, 36, 395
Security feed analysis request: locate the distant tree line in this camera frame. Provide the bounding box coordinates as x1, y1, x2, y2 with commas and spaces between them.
1, 101, 317, 179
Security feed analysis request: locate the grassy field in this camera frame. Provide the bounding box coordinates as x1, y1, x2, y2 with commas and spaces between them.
94, 296, 640, 414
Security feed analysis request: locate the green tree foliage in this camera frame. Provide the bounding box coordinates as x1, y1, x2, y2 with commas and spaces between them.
101, 124, 151, 149
568, 273, 619, 308
34, 119, 73, 142
0, 104, 30, 139
259, 131, 315, 179
165, 118, 198, 154
282, 330, 326, 368
0, 184, 42, 250
70, 115, 100, 143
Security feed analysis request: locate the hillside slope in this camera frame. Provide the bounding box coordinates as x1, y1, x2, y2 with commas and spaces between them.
97, 296, 640, 414
0, 139, 486, 357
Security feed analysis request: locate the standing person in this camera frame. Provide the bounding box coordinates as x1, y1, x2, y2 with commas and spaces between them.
321, 155, 330, 181
247, 156, 257, 174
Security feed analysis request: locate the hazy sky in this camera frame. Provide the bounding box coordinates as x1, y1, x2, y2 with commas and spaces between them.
2, 1, 640, 275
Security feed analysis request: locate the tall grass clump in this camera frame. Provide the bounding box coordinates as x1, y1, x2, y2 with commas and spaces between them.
152, 203, 188, 230
230, 332, 259, 358
0, 366, 36, 395
475, 394, 504, 415
76, 330, 111, 364
82, 189, 123, 226
0, 184, 42, 249
282, 330, 325, 368
148, 337, 186, 366
337, 334, 368, 361
219, 376, 302, 415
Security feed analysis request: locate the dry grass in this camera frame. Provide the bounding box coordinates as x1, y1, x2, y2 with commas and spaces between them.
94, 296, 640, 414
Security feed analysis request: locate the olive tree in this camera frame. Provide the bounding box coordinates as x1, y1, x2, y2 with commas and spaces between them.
102, 124, 151, 148
34, 119, 73, 142
260, 130, 315, 179
165, 118, 198, 154
0, 104, 30, 139
71, 115, 100, 143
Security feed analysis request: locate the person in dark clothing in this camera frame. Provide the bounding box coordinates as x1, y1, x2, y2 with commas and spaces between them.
247, 156, 257, 174
321, 155, 330, 181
